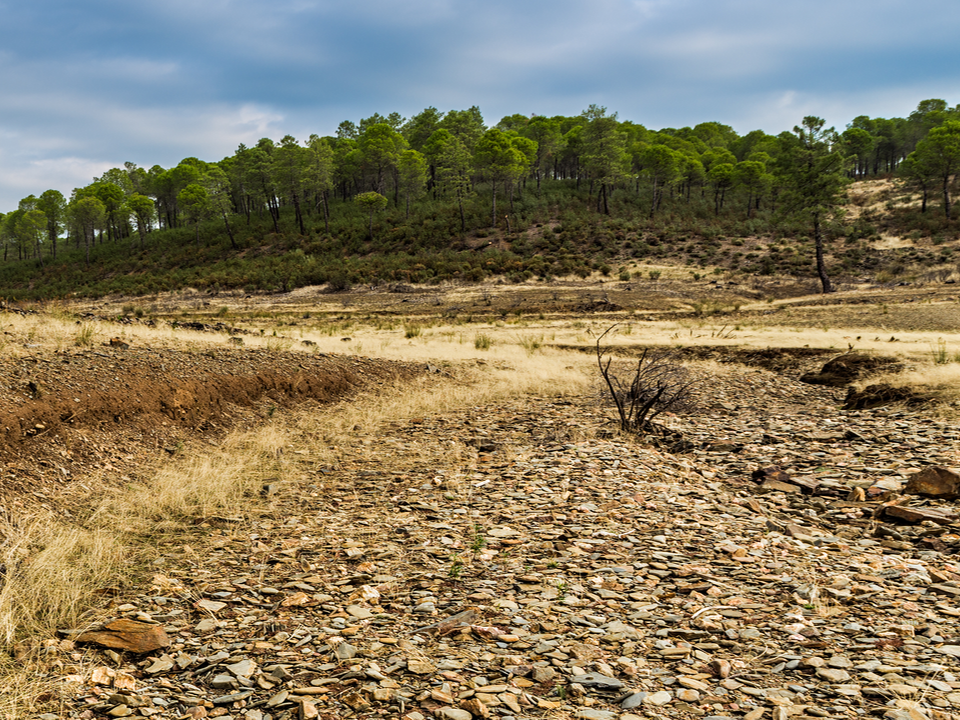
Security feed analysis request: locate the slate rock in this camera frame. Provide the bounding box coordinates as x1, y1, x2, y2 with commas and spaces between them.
570, 673, 623, 690
904, 466, 960, 499
75, 619, 170, 654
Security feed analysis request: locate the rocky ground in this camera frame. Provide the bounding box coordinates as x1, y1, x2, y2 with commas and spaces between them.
34, 349, 960, 720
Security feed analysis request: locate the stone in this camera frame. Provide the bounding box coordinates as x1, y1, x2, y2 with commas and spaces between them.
334, 642, 357, 660
407, 659, 436, 674
643, 690, 673, 706
460, 698, 489, 718
883, 504, 957, 524
532, 666, 556, 683
144, 654, 175, 674
195, 599, 227, 613
575, 711, 617, 720
227, 659, 257, 677
816, 668, 851, 683
75, 619, 170, 654
438, 708, 472, 720
195, 619, 218, 633
210, 674, 238, 689
299, 699, 319, 720
904, 466, 960, 499
569, 673, 623, 690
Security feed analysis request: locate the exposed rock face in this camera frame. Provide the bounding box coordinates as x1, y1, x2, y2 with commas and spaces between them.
799, 353, 902, 387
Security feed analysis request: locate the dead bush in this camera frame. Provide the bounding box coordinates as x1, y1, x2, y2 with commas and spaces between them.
596, 324, 697, 433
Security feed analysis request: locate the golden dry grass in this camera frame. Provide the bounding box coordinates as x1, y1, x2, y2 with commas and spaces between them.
862, 362, 960, 405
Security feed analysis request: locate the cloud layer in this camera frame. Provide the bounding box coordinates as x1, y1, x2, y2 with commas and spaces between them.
1, 0, 958, 209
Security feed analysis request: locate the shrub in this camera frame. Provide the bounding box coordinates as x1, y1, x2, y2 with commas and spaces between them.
596, 325, 696, 433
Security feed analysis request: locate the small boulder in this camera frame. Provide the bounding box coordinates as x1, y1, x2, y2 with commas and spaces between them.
904, 466, 960, 499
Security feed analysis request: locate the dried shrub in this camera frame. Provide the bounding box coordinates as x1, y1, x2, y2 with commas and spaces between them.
596, 324, 697, 433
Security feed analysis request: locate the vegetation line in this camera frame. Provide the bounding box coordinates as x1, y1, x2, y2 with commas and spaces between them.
1, 99, 959, 298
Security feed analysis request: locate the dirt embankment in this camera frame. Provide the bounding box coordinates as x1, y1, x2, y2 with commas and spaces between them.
0, 345, 423, 512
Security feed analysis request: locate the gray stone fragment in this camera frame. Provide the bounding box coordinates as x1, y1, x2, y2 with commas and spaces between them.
227, 658, 256, 677
212, 690, 254, 705
621, 692, 647, 709
335, 642, 357, 660
570, 673, 623, 690
210, 674, 238, 689
575, 710, 617, 720
438, 709, 472, 720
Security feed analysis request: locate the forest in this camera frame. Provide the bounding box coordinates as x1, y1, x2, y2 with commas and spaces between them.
1, 99, 960, 298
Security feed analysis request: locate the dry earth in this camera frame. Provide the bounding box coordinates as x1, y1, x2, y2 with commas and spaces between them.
2, 287, 960, 720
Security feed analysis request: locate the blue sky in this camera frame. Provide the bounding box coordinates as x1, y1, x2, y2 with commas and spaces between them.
1, 0, 958, 210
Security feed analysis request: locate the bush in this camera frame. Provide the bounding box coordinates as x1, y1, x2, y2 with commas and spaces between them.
596, 325, 696, 433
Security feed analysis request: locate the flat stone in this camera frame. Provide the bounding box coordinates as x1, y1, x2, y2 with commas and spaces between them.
408, 659, 436, 675
195, 599, 227, 613
227, 659, 257, 677
144, 654, 174, 674
570, 673, 623, 690
438, 708, 472, 720
644, 690, 673, 706
575, 710, 617, 720
210, 674, 238, 689
816, 668, 852, 683
75, 619, 170, 654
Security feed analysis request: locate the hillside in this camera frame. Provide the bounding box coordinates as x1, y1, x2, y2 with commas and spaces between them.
0, 178, 958, 302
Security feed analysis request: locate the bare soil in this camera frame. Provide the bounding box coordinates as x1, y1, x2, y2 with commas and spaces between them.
0, 341, 422, 517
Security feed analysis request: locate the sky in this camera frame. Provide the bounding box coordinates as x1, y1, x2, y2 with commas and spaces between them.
1, 0, 959, 211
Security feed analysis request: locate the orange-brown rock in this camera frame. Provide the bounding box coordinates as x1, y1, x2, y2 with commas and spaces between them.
904, 466, 960, 499
75, 619, 170, 654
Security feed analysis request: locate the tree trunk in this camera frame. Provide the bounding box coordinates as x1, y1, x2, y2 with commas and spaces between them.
222, 212, 238, 250
292, 192, 305, 235
943, 175, 952, 220
491, 182, 497, 229
457, 185, 466, 235
813, 213, 833, 293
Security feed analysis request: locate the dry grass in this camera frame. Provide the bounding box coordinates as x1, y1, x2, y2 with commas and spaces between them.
90, 424, 291, 535
0, 514, 123, 718
0, 517, 122, 646
863, 362, 960, 406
